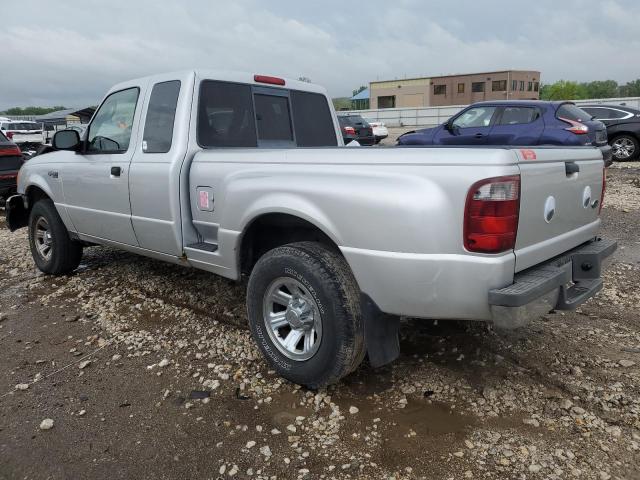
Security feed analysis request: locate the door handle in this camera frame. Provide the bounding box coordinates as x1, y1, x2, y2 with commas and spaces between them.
474, 133, 485, 138
111, 166, 121, 177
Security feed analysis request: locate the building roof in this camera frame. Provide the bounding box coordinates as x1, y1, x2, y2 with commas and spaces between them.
35, 107, 96, 124
350, 88, 369, 101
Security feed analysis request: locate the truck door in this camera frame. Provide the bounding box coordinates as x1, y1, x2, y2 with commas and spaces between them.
129, 75, 191, 256
436, 105, 497, 145
61, 87, 140, 245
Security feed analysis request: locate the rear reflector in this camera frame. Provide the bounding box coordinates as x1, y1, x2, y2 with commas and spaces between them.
599, 169, 606, 215
464, 175, 520, 254
0, 173, 17, 180
254, 75, 286, 86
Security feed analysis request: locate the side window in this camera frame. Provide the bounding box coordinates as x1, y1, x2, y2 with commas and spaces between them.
143, 80, 181, 153
87, 87, 139, 153
254, 94, 293, 142
290, 91, 337, 147
452, 107, 497, 128
198, 81, 257, 148
498, 107, 540, 125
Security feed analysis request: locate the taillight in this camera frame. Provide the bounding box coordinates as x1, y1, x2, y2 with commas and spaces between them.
343, 126, 356, 135
464, 175, 520, 254
599, 169, 606, 215
0, 145, 21, 156
6, 131, 13, 140
558, 117, 589, 135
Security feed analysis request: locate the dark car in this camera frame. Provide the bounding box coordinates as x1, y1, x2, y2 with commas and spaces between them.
0, 131, 23, 203
398, 101, 612, 165
337, 114, 375, 146
579, 104, 640, 162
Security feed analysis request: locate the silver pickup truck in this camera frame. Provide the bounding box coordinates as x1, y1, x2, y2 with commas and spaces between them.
5, 70, 616, 387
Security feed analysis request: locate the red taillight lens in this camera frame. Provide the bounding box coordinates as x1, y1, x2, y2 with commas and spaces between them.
344, 126, 356, 135
254, 74, 286, 86
464, 175, 520, 254
0, 145, 21, 156
599, 169, 606, 214
558, 117, 589, 135
6, 131, 14, 140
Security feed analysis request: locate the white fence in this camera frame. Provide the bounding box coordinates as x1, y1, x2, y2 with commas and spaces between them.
349, 96, 640, 128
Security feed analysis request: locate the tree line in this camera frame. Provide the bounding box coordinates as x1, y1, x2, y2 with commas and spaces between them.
540, 79, 640, 100
0, 106, 67, 116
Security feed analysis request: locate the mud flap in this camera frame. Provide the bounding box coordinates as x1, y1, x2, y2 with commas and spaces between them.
361, 294, 400, 368
5, 195, 28, 232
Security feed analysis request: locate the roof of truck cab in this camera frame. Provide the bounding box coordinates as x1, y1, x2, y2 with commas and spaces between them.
107, 70, 328, 96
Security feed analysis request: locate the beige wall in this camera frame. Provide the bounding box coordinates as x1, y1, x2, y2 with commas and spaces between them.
369, 71, 540, 109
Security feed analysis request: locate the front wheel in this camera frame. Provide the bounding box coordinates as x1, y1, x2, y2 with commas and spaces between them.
28, 199, 83, 274
611, 134, 639, 162
246, 242, 365, 388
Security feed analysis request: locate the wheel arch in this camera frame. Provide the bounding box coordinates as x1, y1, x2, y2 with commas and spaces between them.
238, 211, 343, 276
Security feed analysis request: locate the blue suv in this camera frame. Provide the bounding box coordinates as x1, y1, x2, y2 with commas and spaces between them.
398, 101, 612, 165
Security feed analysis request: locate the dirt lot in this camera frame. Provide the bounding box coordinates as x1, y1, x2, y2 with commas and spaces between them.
0, 163, 639, 480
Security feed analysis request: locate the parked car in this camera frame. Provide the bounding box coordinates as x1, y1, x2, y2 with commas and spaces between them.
337, 114, 375, 145
0, 131, 23, 203
6, 71, 615, 388
0, 120, 46, 151
365, 119, 389, 144
579, 104, 640, 162
398, 101, 612, 166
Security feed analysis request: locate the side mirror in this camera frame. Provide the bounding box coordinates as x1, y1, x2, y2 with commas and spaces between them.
52, 130, 81, 151
444, 120, 454, 131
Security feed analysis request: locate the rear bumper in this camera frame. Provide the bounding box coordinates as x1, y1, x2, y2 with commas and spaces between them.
489, 237, 616, 328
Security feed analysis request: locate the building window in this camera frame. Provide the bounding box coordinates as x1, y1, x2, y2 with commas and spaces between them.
378, 96, 396, 108
511, 80, 518, 91
528, 82, 533, 91
534, 82, 540, 92
457, 83, 465, 94
434, 85, 446, 95
519, 81, 525, 91
492, 80, 507, 92
471, 82, 485, 93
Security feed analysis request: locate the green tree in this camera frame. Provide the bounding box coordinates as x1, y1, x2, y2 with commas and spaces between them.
1, 106, 67, 116
539, 81, 587, 101
332, 97, 351, 111
582, 80, 619, 99
620, 79, 640, 97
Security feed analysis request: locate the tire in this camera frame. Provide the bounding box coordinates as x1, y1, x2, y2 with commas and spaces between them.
28, 199, 83, 275
611, 134, 639, 162
246, 241, 365, 388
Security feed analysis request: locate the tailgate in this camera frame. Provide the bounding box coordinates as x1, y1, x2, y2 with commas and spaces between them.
514, 147, 604, 272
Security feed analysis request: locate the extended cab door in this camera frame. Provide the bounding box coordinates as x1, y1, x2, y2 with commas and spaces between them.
129, 73, 194, 256
436, 105, 497, 145
61, 86, 141, 245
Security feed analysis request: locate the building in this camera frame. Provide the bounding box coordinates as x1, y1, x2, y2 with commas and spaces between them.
350, 88, 370, 110
369, 70, 540, 109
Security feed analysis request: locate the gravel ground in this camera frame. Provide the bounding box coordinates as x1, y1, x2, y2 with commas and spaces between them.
0, 162, 639, 480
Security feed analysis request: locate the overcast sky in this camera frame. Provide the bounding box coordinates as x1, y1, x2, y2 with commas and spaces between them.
2, 0, 639, 110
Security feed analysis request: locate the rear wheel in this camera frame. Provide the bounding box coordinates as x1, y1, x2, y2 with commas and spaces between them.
611, 134, 639, 162
246, 242, 365, 388
28, 199, 83, 274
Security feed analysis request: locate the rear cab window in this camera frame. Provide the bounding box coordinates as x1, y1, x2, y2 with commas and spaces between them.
197, 80, 337, 148
143, 80, 181, 153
